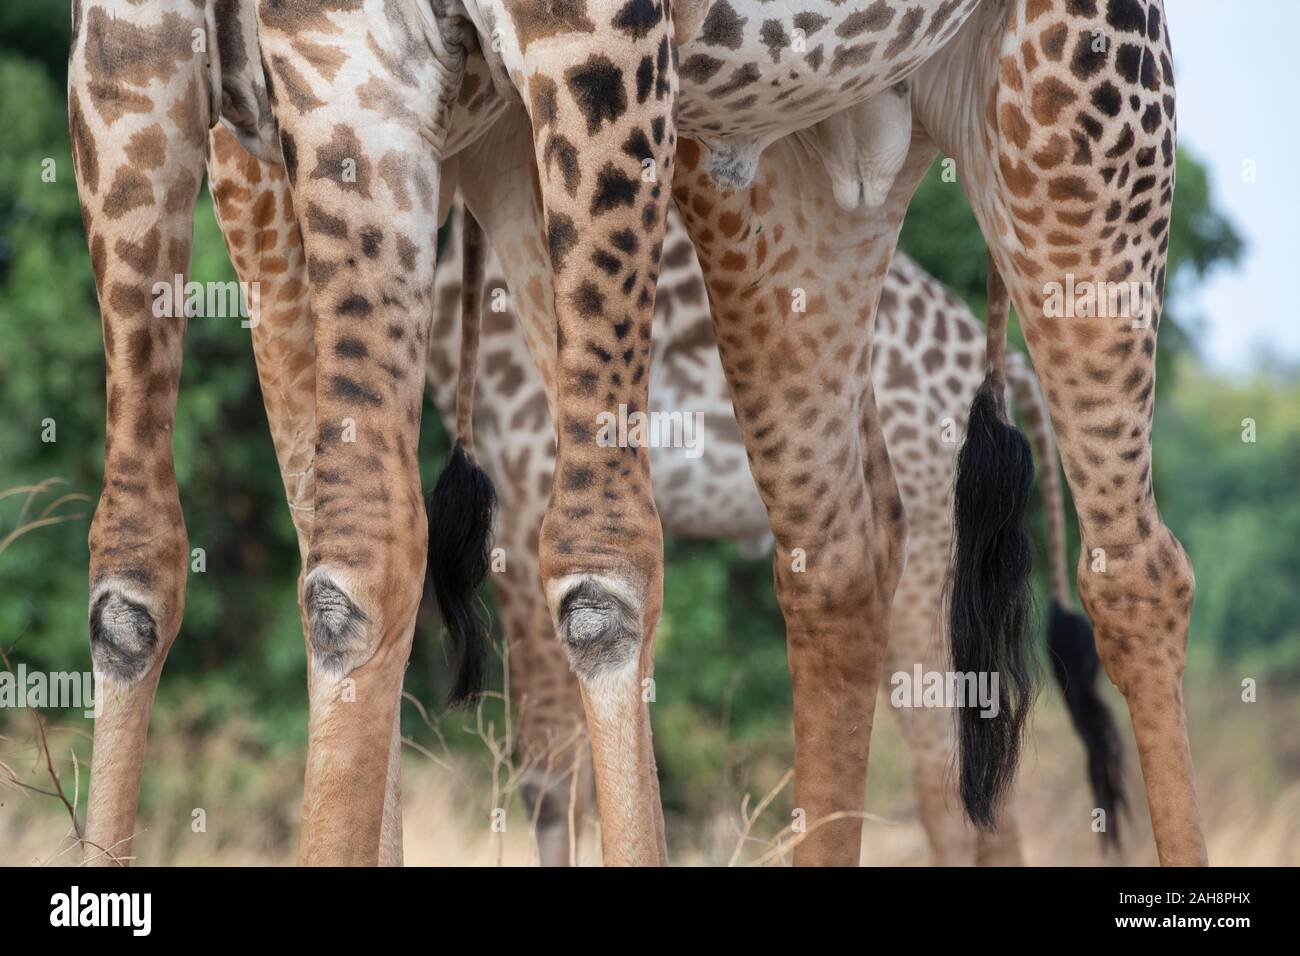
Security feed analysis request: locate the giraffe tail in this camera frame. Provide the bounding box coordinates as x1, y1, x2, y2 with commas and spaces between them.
1006, 353, 1127, 850
427, 206, 496, 706
947, 258, 1038, 831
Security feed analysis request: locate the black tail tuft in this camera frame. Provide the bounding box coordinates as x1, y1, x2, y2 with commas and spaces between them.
427, 441, 496, 707
949, 378, 1038, 830
1048, 598, 1127, 849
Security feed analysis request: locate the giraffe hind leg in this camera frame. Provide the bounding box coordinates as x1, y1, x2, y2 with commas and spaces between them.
207, 119, 417, 865
915, 0, 1203, 864
429, 190, 594, 865
672, 126, 939, 865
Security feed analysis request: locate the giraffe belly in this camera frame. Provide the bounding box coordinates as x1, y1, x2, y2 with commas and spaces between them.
676, 0, 985, 144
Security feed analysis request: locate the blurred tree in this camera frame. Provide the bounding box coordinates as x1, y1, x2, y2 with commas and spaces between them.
1156, 367, 1300, 676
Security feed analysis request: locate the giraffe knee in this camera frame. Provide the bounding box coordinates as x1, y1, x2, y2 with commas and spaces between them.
89, 589, 160, 684
304, 572, 371, 675
1077, 524, 1195, 694
553, 579, 641, 681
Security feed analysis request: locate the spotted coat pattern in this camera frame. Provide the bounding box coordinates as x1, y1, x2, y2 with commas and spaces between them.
69, 0, 1201, 867
432, 194, 1082, 864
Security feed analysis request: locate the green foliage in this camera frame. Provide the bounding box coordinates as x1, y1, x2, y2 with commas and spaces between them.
1157, 366, 1300, 675
1, 52, 105, 682
0, 0, 70, 87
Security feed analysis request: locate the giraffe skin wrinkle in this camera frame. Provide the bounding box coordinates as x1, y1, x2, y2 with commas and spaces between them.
556, 578, 642, 679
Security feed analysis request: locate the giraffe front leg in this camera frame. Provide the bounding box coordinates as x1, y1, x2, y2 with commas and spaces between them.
207, 124, 404, 865
673, 127, 937, 866
69, 0, 212, 865
256, 1, 467, 866
507, 6, 679, 866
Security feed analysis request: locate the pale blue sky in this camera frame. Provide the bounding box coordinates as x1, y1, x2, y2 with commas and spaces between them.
1168, 1, 1300, 374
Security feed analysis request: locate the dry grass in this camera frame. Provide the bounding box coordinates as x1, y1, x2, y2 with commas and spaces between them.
2, 667, 1296, 866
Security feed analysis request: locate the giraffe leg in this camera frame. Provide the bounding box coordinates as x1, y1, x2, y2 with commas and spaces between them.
916, 0, 1203, 864
69, 0, 213, 865
206, 124, 412, 865
379, 704, 405, 865
886, 527, 977, 866
206, 127, 316, 568
445, 114, 769, 863
507, 507, 593, 867
674, 126, 937, 866
254, 3, 467, 865
508, 12, 680, 866
474, 336, 592, 868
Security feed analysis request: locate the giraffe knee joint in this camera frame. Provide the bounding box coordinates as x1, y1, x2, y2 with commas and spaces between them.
304, 572, 370, 674
555, 579, 641, 681
89, 589, 160, 684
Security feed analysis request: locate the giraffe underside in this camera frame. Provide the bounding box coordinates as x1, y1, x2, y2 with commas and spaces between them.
209, 0, 983, 206
473, 0, 985, 192
479, 0, 984, 139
